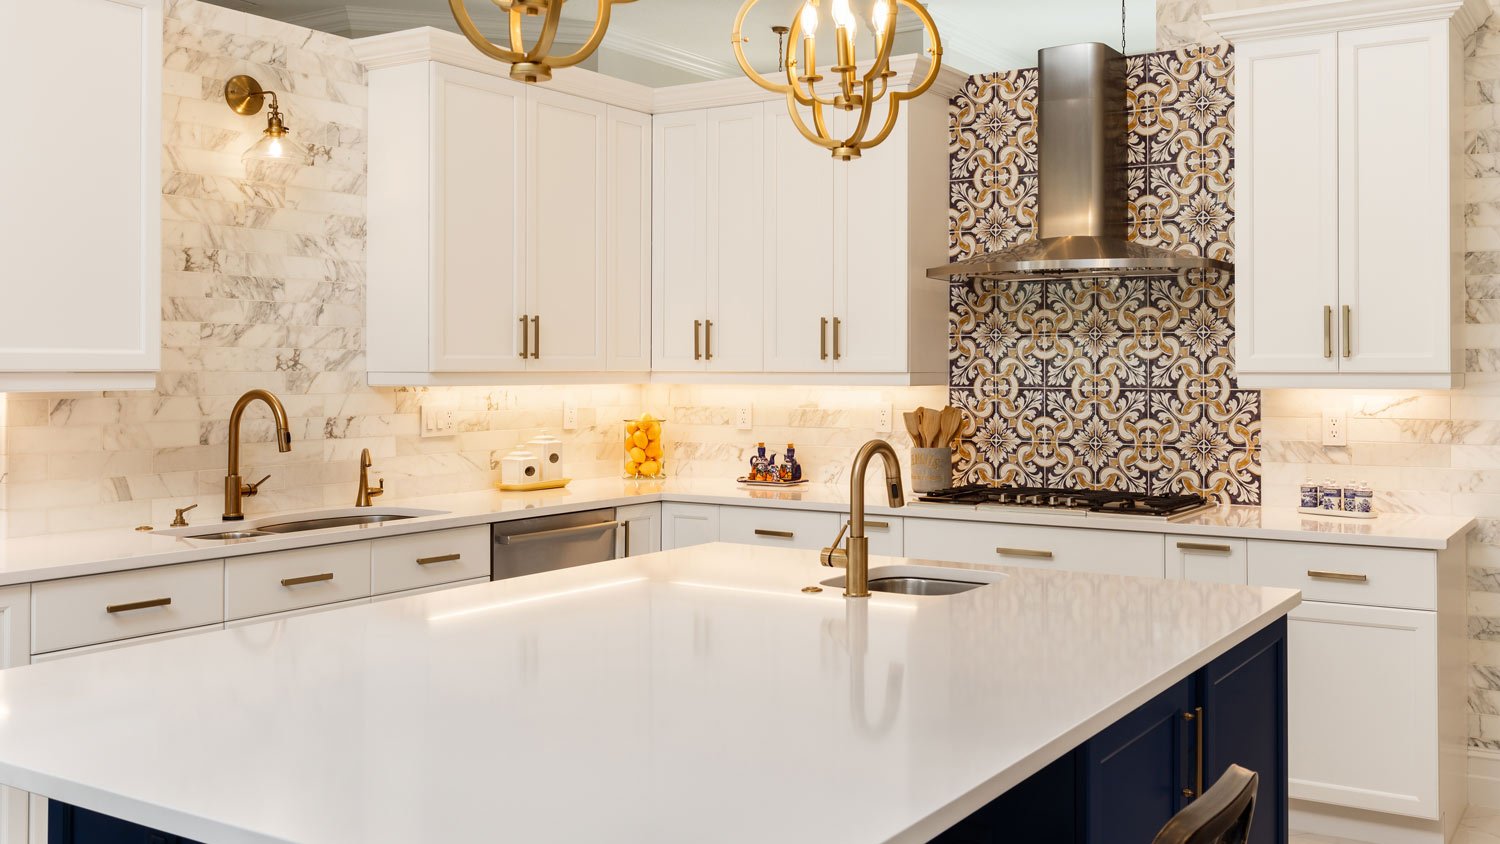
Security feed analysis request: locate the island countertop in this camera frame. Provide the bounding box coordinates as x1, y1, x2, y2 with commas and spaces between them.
0, 545, 1299, 844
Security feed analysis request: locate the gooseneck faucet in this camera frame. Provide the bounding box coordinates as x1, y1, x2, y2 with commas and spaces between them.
821, 439, 905, 598
356, 448, 384, 507
223, 389, 292, 521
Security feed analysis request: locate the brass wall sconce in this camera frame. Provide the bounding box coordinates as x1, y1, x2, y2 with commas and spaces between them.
224, 74, 311, 165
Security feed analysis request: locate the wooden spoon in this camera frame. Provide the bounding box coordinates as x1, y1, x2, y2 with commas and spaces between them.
904, 411, 923, 446
919, 407, 941, 450
940, 406, 962, 447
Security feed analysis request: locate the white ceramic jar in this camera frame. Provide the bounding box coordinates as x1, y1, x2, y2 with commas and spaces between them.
500, 449, 541, 486
527, 434, 565, 481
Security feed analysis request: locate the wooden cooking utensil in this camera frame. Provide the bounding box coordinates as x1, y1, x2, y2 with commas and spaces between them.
940, 406, 962, 446
904, 411, 923, 446
919, 407, 941, 450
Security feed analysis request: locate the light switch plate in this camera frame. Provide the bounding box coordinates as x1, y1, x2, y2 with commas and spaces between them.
562, 401, 578, 431
875, 405, 892, 433
736, 405, 752, 430
1322, 410, 1348, 447
420, 406, 457, 438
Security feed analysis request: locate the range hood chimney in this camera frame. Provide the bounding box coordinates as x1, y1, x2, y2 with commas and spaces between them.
928, 43, 1233, 282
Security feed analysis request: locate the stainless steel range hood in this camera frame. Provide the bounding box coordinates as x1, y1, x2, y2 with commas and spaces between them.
928, 42, 1233, 282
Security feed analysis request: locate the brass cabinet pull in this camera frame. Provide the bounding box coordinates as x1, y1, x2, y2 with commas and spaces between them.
416, 554, 460, 566
832, 317, 842, 360
1323, 305, 1333, 359
997, 547, 1054, 559
693, 320, 702, 361
1176, 541, 1232, 554
106, 597, 171, 614
1307, 569, 1368, 583
705, 319, 714, 361
531, 315, 541, 359
755, 529, 795, 539
864, 521, 890, 529
1341, 305, 1352, 359
281, 572, 334, 587
1182, 706, 1205, 798
820, 317, 829, 360
623, 520, 632, 556
519, 315, 529, 359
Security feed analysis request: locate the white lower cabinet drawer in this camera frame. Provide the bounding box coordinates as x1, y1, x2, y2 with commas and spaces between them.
719, 506, 841, 551
225, 542, 371, 621
904, 519, 1165, 578
371, 526, 490, 595
372, 577, 489, 603
1166, 535, 1247, 583
838, 514, 904, 557
1247, 540, 1436, 610
224, 597, 371, 629
31, 623, 223, 663
31, 560, 225, 654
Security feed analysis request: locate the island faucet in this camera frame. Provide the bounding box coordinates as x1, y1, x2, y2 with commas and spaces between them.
356, 447, 384, 507
223, 389, 292, 521
821, 439, 905, 598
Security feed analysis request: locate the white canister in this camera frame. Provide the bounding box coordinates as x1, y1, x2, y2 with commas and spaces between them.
501, 449, 541, 486
528, 434, 565, 481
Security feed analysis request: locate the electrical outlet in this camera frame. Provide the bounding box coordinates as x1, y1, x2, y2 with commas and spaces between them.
420, 406, 457, 438
876, 405, 892, 433
736, 405, 752, 430
1322, 410, 1348, 447
562, 401, 578, 431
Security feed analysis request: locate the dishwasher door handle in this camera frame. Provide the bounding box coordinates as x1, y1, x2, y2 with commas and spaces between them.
496, 520, 622, 545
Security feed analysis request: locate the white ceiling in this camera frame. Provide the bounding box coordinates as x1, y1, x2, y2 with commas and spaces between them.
208, 0, 1158, 86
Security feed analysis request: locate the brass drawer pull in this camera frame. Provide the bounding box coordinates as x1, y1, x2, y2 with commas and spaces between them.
864, 521, 890, 529
106, 597, 172, 614
832, 317, 842, 361
1307, 569, 1367, 583
1177, 542, 1232, 554
705, 319, 714, 361
1323, 305, 1333, 359
755, 529, 795, 539
416, 554, 461, 566
519, 315, 529, 359
281, 572, 335, 587
531, 315, 541, 359
1341, 305, 1351, 359
997, 547, 1053, 559
694, 319, 702, 361
820, 317, 829, 360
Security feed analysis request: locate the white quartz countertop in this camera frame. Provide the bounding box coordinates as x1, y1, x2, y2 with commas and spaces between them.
0, 477, 1473, 586
0, 545, 1300, 844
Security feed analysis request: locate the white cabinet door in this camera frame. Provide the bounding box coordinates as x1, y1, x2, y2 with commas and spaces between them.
1287, 601, 1438, 819
837, 110, 908, 374
652, 111, 708, 372
618, 503, 662, 557
661, 503, 721, 550
706, 104, 766, 372
904, 519, 1165, 578
764, 104, 837, 373
1234, 33, 1340, 377
0, 0, 161, 388
606, 107, 652, 372
0, 586, 29, 844
1336, 22, 1453, 374
430, 63, 528, 373
1164, 536, 1247, 584
527, 88, 608, 371
718, 506, 840, 551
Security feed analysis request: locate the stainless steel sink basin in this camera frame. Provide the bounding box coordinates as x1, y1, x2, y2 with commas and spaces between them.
255, 514, 418, 533
866, 576, 985, 596
189, 530, 273, 541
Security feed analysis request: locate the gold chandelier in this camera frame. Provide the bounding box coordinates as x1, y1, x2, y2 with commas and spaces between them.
448, 0, 636, 84
732, 0, 942, 161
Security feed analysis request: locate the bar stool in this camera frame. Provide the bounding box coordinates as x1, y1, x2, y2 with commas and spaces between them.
1151, 764, 1259, 844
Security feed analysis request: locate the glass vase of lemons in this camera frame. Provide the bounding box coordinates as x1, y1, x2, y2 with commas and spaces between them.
623, 413, 665, 479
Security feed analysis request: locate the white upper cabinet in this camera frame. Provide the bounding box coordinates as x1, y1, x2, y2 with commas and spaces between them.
652, 111, 709, 372
764, 106, 838, 374
1211, 0, 1483, 389
0, 0, 161, 392
357, 32, 653, 385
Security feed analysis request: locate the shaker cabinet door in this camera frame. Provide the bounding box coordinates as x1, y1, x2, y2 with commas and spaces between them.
763, 105, 837, 373
651, 111, 709, 372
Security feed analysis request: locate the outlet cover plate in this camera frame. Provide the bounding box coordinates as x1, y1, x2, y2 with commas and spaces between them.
736, 405, 752, 430
420, 406, 457, 438
876, 405, 892, 433
562, 401, 578, 431
1322, 410, 1348, 447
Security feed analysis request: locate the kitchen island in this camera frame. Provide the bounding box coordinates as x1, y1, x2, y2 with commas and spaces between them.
0, 544, 1298, 843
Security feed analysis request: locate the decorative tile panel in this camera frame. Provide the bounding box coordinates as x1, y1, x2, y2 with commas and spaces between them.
948, 44, 1259, 504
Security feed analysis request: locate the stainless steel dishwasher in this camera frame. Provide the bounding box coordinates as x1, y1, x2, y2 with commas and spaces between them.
491, 508, 620, 580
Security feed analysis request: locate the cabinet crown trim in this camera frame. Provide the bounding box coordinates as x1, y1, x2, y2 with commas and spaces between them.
1206, 0, 1489, 39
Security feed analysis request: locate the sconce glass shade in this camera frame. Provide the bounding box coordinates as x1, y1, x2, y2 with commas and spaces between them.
225, 74, 312, 166
242, 127, 310, 165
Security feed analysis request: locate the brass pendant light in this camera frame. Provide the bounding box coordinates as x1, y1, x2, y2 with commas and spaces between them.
733, 0, 943, 161
448, 0, 637, 84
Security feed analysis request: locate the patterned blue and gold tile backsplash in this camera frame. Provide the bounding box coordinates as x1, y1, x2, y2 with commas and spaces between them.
946, 45, 1260, 504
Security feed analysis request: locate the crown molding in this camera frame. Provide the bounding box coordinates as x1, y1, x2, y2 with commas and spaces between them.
601, 28, 738, 81
926, 8, 1030, 73
1206, 0, 1491, 40
351, 27, 657, 113
651, 52, 962, 113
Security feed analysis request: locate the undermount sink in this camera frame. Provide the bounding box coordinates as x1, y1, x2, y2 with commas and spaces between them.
153, 508, 449, 541
821, 564, 1007, 596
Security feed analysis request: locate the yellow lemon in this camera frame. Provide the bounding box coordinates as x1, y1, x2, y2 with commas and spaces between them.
629, 446, 646, 464
632, 430, 649, 449
639, 412, 655, 424
639, 460, 660, 477
645, 442, 662, 458
624, 460, 639, 476
626, 421, 639, 435
645, 421, 661, 439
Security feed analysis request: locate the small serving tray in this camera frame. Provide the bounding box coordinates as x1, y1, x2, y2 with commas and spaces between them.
737, 477, 809, 487
495, 478, 571, 492
1297, 506, 1376, 520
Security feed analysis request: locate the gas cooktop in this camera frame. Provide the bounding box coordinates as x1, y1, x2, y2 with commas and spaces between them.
915, 484, 1210, 518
